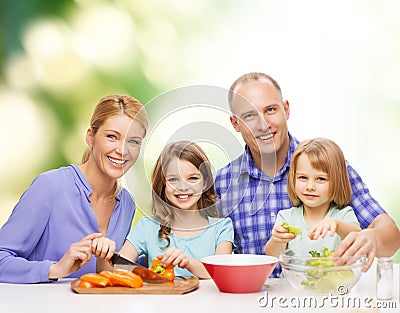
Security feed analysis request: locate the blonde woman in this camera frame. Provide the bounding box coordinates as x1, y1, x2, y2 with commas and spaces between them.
0, 94, 148, 283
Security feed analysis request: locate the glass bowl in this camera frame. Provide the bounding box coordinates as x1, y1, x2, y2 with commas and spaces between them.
279, 249, 366, 294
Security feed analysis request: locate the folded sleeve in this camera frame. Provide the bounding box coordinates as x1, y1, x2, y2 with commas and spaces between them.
216, 217, 235, 246
347, 164, 385, 228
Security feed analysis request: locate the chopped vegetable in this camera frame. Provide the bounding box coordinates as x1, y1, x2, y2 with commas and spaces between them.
80, 273, 110, 287
79, 280, 96, 288
98, 270, 116, 286
80, 269, 143, 288
107, 272, 143, 288
281, 222, 302, 236
301, 248, 354, 293
149, 259, 175, 281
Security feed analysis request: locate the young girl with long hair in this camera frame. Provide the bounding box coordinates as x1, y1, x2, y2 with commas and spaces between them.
119, 141, 234, 278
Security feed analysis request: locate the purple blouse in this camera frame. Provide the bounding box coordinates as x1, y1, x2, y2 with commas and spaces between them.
0, 164, 135, 283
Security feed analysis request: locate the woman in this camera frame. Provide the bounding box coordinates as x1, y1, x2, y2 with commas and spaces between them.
0, 94, 148, 283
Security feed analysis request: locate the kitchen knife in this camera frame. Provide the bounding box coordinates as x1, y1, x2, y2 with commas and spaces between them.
111, 253, 170, 283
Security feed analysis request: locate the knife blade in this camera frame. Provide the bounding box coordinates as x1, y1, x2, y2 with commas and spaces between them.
111, 253, 170, 283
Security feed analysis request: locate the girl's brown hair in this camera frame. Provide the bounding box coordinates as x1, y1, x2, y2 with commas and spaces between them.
151, 141, 218, 248
287, 137, 351, 208
81, 94, 148, 196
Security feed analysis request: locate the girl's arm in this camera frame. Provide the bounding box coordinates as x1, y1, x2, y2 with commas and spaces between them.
157, 247, 210, 279
118, 240, 140, 262
308, 217, 361, 240
335, 220, 361, 239
185, 241, 233, 279
264, 224, 295, 257
158, 241, 233, 279
215, 241, 232, 254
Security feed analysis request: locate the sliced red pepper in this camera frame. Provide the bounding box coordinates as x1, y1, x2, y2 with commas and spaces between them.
98, 271, 116, 286
79, 280, 96, 288
149, 259, 175, 281
108, 272, 143, 288
80, 273, 110, 287
113, 268, 142, 281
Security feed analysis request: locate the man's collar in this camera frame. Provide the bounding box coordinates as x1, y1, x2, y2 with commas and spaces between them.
238, 132, 299, 181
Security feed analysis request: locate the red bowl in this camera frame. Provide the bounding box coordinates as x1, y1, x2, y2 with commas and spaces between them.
201, 254, 278, 293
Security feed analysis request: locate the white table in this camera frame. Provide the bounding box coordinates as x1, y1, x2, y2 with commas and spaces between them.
1, 263, 398, 313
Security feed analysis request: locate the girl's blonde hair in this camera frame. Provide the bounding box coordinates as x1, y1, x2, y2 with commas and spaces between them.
151, 141, 218, 247
287, 137, 351, 209
81, 94, 148, 196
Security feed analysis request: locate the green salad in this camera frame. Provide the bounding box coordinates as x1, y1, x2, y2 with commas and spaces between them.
301, 248, 354, 294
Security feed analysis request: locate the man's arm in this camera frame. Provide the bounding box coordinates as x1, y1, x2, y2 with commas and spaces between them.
369, 213, 400, 256
334, 213, 400, 272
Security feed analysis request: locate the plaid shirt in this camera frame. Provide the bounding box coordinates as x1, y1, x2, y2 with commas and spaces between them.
215, 133, 385, 277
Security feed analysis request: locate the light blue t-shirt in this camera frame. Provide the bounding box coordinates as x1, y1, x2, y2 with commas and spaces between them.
274, 205, 359, 255
126, 216, 234, 277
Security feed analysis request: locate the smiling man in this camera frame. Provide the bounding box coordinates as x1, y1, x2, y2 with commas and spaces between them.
215, 72, 400, 277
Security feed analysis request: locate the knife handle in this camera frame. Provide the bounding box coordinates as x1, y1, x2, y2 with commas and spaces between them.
111, 253, 120, 265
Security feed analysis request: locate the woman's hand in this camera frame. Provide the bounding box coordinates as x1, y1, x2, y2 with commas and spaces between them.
157, 247, 191, 269
48, 233, 102, 279
308, 217, 338, 240
91, 236, 116, 262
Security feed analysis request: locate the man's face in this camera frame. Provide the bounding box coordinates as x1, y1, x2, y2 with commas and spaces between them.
230, 81, 290, 162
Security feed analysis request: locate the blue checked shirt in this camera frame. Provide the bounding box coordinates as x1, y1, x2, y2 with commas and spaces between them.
215, 133, 386, 277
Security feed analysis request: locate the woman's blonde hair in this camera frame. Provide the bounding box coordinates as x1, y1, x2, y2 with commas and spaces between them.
151, 141, 218, 248
287, 137, 351, 208
81, 94, 148, 196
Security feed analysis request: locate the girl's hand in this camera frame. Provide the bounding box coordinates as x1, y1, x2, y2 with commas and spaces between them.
91, 236, 116, 262
308, 218, 338, 240
48, 233, 102, 279
157, 247, 191, 269
271, 224, 296, 244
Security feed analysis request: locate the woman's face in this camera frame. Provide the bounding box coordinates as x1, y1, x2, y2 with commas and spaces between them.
87, 114, 146, 180
164, 157, 204, 211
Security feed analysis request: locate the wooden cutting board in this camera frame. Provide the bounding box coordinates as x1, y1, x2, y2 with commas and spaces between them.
71, 276, 199, 294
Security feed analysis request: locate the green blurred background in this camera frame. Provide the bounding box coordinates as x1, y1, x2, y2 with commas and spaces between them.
1, 0, 399, 261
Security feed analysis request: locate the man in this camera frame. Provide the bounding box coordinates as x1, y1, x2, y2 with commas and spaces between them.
215, 72, 400, 276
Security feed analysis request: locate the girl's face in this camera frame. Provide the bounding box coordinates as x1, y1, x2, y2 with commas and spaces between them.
164, 157, 205, 211
87, 114, 146, 180
294, 153, 331, 211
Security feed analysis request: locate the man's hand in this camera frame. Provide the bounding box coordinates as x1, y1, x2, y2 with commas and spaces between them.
334, 229, 376, 272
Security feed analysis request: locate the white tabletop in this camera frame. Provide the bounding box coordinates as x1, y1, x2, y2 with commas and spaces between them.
1, 263, 398, 313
